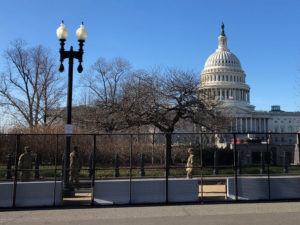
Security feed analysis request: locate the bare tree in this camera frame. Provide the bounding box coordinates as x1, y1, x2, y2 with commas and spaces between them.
119, 67, 226, 164
78, 57, 131, 133
0, 40, 65, 128
121, 67, 224, 132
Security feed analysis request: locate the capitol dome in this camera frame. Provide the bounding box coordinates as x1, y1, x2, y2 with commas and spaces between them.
202, 23, 242, 72
198, 23, 253, 110
203, 50, 242, 71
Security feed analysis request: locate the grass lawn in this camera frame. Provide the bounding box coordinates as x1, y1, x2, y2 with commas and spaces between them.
1, 165, 300, 180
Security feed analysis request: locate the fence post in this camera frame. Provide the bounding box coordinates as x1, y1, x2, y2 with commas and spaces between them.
6, 154, 12, 180
129, 134, 133, 204
114, 152, 120, 177
61, 154, 65, 179
34, 153, 40, 180
200, 133, 204, 202
91, 134, 97, 206
12, 134, 20, 208
260, 151, 265, 174
88, 153, 94, 179
266, 133, 271, 200
213, 151, 218, 175
283, 151, 288, 174
140, 153, 145, 177
152, 133, 155, 165
165, 133, 171, 203
53, 134, 59, 206
237, 150, 242, 175
233, 133, 238, 201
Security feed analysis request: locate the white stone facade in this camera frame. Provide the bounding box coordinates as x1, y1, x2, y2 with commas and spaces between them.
197, 23, 300, 145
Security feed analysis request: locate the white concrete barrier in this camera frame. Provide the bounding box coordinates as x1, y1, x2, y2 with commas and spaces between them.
93, 178, 199, 205
0, 181, 62, 207
168, 179, 199, 202
131, 179, 165, 203
227, 176, 300, 200
93, 180, 130, 205
0, 182, 13, 207
270, 177, 300, 199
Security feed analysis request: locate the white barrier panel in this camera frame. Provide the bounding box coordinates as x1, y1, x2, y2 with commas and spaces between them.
168, 178, 199, 202
227, 176, 300, 200
93, 180, 130, 205
15, 181, 62, 207
93, 178, 199, 205
0, 181, 62, 207
0, 182, 13, 207
131, 179, 165, 203
270, 177, 300, 199
227, 177, 269, 200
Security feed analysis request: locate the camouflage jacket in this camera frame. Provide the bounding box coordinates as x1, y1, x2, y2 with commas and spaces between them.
18, 153, 33, 169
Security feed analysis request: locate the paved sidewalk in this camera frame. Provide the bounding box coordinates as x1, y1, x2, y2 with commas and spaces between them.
1, 202, 300, 225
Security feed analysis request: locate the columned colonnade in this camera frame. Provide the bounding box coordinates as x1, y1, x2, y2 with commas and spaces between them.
231, 117, 269, 133
201, 88, 250, 101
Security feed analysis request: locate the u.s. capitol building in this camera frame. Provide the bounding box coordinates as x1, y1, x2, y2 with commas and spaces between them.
197, 23, 300, 146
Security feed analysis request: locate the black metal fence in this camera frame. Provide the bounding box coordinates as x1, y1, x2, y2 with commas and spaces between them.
1, 132, 300, 207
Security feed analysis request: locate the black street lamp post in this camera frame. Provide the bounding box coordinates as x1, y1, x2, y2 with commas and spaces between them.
56, 21, 87, 197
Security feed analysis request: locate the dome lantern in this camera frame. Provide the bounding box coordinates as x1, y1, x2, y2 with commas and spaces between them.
218, 22, 228, 51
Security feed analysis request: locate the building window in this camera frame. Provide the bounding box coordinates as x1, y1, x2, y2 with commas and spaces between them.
230, 76, 232, 81
226, 76, 228, 81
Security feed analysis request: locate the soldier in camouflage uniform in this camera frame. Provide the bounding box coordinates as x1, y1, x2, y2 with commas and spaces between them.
186, 148, 195, 179
18, 146, 33, 182
70, 146, 81, 188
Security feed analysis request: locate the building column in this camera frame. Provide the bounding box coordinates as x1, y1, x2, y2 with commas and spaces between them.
240, 118, 243, 133
264, 118, 267, 133
236, 118, 238, 132
215, 88, 217, 100
245, 118, 248, 132
247, 91, 250, 102
250, 117, 252, 132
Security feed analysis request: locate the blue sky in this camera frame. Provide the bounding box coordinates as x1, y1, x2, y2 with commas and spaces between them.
1, 0, 300, 111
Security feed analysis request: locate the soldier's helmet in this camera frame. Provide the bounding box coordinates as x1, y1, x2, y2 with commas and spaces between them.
24, 146, 31, 152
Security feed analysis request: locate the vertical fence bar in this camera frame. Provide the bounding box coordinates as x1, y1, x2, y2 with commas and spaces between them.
12, 134, 20, 208
129, 134, 133, 204
266, 132, 271, 200
53, 134, 59, 206
165, 133, 171, 203
233, 133, 238, 201
91, 134, 97, 206
200, 133, 204, 202
152, 133, 154, 165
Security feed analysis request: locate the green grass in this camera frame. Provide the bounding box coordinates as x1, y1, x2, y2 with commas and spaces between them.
2, 165, 300, 180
